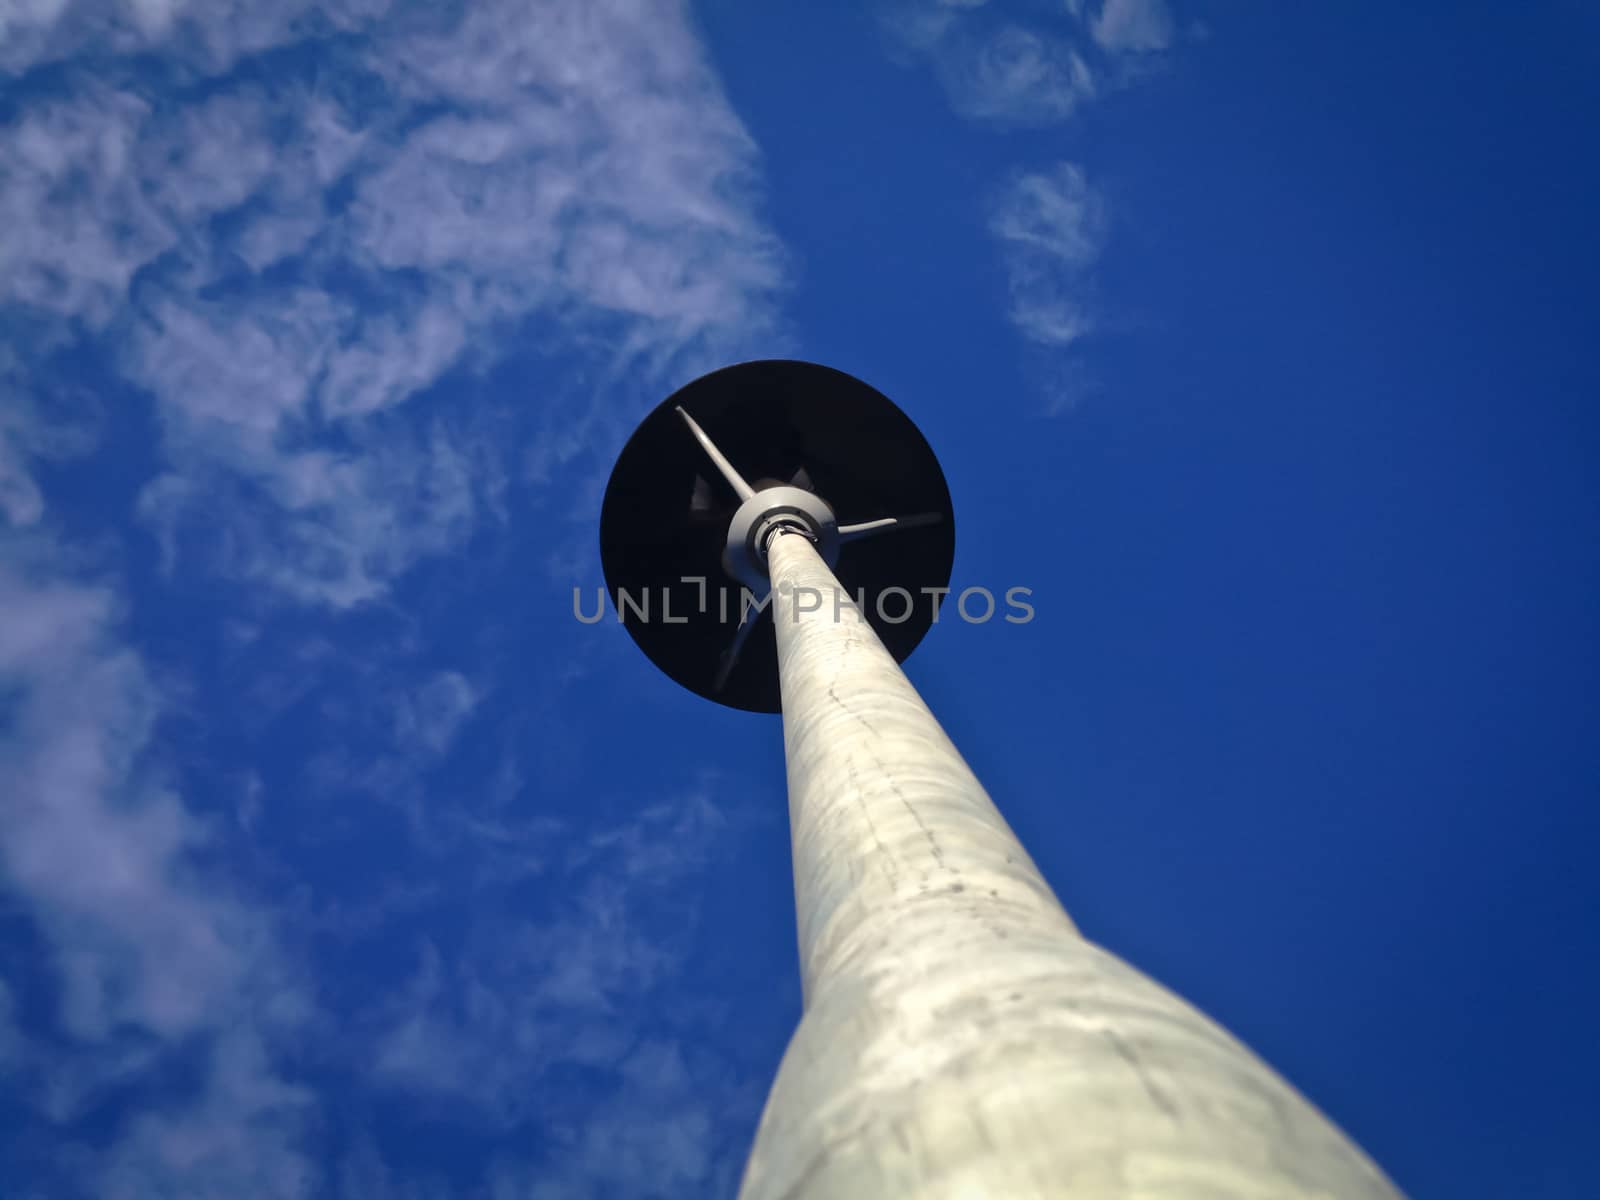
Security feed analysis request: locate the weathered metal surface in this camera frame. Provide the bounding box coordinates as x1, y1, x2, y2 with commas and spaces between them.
738, 531, 1402, 1200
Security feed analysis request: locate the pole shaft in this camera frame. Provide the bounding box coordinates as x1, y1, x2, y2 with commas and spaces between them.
738, 532, 1400, 1200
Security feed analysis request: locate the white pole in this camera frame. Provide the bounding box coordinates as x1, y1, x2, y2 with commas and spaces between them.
738, 530, 1401, 1200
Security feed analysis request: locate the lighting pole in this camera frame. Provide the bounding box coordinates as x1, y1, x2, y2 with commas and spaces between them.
600, 361, 1402, 1199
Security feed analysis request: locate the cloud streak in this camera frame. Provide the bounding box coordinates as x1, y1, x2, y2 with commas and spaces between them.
880, 1, 1180, 412
0, 531, 314, 1197
4, 0, 788, 609
1092, 0, 1176, 54
1, 2, 793, 1195
990, 162, 1108, 351
365, 791, 752, 1191
881, 6, 1097, 126
1, 546, 237, 1039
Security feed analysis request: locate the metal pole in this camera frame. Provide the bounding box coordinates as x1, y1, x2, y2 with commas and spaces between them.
738, 530, 1401, 1200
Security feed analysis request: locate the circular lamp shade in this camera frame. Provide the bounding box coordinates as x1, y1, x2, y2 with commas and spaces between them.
599, 360, 955, 712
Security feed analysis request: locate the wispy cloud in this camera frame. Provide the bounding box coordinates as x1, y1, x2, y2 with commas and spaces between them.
1, 544, 242, 1039
96, 1030, 318, 1200
365, 790, 750, 1190
393, 670, 480, 758
1091, 0, 1177, 54
990, 162, 1107, 352
944, 25, 1097, 124
4, 0, 787, 609
880, 1, 1181, 413
0, 0, 384, 77
0, 349, 100, 528
1, 2, 793, 1195
0, 86, 171, 331
880, 0, 1178, 73
0, 532, 313, 1196
481, 1036, 746, 1198
881, 6, 1096, 126
372, 794, 727, 1105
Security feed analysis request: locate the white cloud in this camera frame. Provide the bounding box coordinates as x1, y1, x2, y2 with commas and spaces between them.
941, 25, 1096, 124
0, 0, 386, 76
573, 792, 727, 884
4, 0, 788, 610
0, 3, 790, 1194
484, 1038, 738, 1199
992, 162, 1107, 267
1092, 0, 1175, 54
372, 880, 676, 1108
350, 0, 787, 355
0, 87, 170, 329
129, 288, 343, 447
883, 0, 1175, 82
877, 2, 1184, 413
0, 533, 313, 1193
882, 10, 1096, 125
0, 406, 46, 528
0, 350, 99, 527
990, 163, 1106, 349
0, 549, 233, 1038
394, 670, 481, 757
371, 792, 730, 1123
97, 1030, 318, 1200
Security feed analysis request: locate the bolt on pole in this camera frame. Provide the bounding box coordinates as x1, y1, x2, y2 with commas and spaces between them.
737, 529, 1402, 1200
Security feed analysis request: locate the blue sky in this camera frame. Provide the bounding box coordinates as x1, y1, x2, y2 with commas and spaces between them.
1, 1, 1596, 1197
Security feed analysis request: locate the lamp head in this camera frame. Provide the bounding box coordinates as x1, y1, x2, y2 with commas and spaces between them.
599, 360, 955, 712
